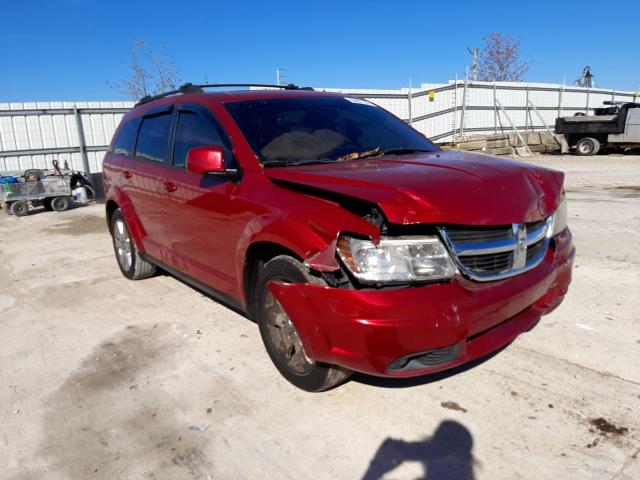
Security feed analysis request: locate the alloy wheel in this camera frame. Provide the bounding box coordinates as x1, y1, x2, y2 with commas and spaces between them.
263, 289, 314, 374
113, 219, 133, 271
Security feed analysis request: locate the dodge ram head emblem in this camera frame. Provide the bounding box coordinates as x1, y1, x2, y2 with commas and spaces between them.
512, 223, 527, 269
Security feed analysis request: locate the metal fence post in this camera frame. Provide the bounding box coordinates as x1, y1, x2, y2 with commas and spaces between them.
453, 74, 458, 142
408, 81, 413, 126
73, 105, 92, 175
558, 83, 563, 118
585, 87, 590, 114
493, 82, 497, 134
524, 85, 530, 133
460, 67, 469, 138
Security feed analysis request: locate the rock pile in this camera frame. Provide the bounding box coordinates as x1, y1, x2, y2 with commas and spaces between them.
446, 132, 568, 156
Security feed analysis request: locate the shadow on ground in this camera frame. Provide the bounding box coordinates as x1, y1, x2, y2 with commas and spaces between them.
362, 420, 477, 480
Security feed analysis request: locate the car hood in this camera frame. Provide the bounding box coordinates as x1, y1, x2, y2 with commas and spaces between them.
265, 150, 564, 225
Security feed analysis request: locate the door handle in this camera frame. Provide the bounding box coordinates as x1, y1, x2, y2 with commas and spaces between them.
123, 170, 133, 179
164, 181, 178, 193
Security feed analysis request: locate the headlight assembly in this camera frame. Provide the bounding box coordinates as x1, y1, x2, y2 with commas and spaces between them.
337, 235, 456, 284
551, 192, 568, 237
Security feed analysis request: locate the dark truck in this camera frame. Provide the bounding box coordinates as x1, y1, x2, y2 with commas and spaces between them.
555, 101, 640, 155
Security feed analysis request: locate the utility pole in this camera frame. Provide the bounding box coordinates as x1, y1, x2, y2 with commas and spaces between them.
467, 47, 478, 81
276, 67, 286, 86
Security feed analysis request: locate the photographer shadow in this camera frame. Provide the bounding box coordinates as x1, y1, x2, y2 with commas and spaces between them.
362, 420, 476, 480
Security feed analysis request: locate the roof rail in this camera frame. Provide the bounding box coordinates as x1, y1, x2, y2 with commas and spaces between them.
135, 82, 314, 106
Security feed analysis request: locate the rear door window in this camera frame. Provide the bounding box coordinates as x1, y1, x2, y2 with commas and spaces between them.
135, 113, 173, 163
173, 111, 227, 167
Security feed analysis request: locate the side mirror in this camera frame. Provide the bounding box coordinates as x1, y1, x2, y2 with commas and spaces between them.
186, 146, 236, 177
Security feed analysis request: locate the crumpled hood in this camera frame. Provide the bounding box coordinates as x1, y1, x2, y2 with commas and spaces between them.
265, 150, 564, 225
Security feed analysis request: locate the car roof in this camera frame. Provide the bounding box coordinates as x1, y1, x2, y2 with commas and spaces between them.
204, 89, 343, 103
131, 89, 346, 112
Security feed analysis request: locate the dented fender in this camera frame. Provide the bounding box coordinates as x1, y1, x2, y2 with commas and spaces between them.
235, 204, 380, 302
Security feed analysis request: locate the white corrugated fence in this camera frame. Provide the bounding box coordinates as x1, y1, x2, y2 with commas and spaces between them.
1, 82, 637, 173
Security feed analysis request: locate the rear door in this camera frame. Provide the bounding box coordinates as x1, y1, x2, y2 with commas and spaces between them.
162, 104, 239, 296
129, 107, 175, 259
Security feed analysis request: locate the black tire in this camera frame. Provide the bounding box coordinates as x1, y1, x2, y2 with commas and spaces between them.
110, 209, 156, 280
43, 198, 54, 211
84, 185, 96, 202
10, 201, 28, 217
3, 203, 12, 215
51, 196, 71, 212
575, 137, 600, 156
254, 255, 351, 392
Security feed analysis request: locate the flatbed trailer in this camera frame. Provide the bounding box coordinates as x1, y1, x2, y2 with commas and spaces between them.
555, 102, 640, 155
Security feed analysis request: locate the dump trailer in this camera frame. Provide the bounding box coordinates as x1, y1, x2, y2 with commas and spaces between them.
555, 102, 640, 155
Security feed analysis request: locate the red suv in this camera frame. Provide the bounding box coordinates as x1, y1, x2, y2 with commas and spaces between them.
103, 83, 574, 391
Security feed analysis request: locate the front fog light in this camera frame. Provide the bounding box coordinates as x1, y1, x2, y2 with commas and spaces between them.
337, 235, 456, 283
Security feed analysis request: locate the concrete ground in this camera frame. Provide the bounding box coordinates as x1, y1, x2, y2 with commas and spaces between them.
1, 154, 638, 480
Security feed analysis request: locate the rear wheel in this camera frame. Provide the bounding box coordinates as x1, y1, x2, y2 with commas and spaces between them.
10, 201, 28, 217
51, 196, 71, 212
110, 209, 156, 280
254, 255, 351, 392
575, 137, 600, 156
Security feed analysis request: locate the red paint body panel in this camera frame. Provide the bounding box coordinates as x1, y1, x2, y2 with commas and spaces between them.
269, 229, 574, 376
103, 88, 575, 379
265, 150, 564, 225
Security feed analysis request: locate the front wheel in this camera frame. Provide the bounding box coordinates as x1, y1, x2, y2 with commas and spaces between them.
575, 137, 600, 156
10, 201, 28, 217
110, 209, 156, 280
254, 255, 351, 392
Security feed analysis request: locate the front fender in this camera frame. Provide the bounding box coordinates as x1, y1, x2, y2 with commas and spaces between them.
106, 186, 147, 251
235, 208, 379, 304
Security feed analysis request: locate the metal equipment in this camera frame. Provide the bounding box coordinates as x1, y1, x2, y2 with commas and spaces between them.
1, 160, 95, 216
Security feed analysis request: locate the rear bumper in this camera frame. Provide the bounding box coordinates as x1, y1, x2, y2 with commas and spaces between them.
269, 229, 574, 377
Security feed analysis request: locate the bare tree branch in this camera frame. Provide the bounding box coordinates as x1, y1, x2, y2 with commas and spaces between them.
108, 40, 181, 100
477, 32, 530, 82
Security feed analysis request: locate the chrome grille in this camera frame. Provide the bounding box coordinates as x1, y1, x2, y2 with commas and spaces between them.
439, 217, 552, 282
459, 251, 512, 273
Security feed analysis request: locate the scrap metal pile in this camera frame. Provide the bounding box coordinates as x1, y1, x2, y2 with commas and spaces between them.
1, 160, 95, 216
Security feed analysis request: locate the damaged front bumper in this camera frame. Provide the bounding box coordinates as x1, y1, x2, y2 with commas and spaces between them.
268, 229, 574, 377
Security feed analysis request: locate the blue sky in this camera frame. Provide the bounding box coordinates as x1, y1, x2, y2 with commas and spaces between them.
2, 0, 639, 101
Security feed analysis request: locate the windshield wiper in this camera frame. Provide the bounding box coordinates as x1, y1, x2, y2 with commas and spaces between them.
380, 148, 434, 156
263, 147, 435, 168
262, 158, 336, 168
336, 147, 434, 162
336, 147, 383, 162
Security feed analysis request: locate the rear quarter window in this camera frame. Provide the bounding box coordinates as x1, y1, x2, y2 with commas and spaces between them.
135, 113, 173, 163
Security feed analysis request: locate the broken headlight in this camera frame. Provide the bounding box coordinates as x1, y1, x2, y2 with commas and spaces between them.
337, 235, 456, 284
551, 192, 568, 237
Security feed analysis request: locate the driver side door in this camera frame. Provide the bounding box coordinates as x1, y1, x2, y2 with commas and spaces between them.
162, 105, 239, 297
